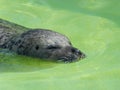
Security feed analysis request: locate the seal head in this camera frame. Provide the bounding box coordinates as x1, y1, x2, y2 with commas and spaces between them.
7, 29, 86, 63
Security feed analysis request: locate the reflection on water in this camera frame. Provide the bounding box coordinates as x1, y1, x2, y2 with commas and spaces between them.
0, 49, 57, 72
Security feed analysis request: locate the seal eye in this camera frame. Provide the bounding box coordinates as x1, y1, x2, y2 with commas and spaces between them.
46, 45, 61, 49
35, 45, 39, 50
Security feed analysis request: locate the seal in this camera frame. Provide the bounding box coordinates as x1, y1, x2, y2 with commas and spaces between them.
0, 18, 86, 63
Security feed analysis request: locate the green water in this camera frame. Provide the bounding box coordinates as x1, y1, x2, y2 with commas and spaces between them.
0, 0, 120, 90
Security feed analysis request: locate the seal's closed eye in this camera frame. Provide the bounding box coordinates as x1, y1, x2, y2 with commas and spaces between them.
46, 45, 61, 49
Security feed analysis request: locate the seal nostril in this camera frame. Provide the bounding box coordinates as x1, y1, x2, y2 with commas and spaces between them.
71, 48, 80, 53
71, 48, 76, 53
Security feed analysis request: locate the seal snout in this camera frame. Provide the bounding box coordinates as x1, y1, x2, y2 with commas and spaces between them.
58, 47, 86, 63
71, 47, 86, 59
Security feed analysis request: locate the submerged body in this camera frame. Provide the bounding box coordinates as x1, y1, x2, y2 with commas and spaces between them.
0, 19, 85, 63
